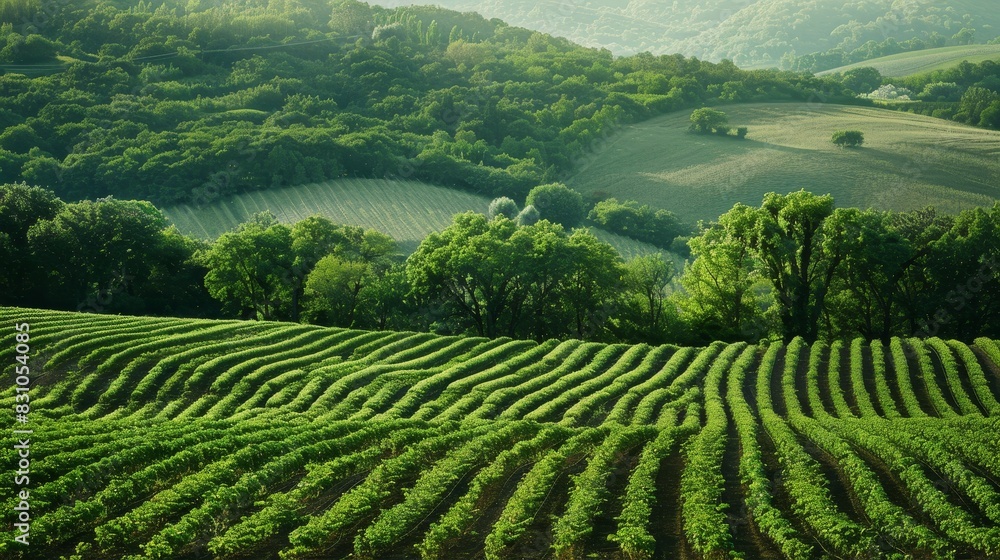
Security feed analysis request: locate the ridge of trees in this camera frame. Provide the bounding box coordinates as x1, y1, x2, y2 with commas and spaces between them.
4, 182, 999, 345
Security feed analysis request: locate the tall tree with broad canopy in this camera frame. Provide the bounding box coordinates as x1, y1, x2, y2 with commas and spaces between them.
289, 215, 396, 320
751, 190, 843, 342
525, 183, 585, 228
681, 190, 848, 342
200, 212, 294, 321
0, 183, 64, 305
677, 203, 767, 342
406, 212, 624, 339
27, 197, 168, 311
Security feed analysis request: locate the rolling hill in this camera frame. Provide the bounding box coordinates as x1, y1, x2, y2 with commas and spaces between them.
370, 0, 1000, 68
161, 177, 666, 258
820, 44, 1000, 78
566, 103, 1000, 224
3, 306, 1000, 559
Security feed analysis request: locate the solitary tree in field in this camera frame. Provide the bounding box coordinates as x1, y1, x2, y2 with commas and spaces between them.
689, 108, 728, 134
832, 130, 864, 148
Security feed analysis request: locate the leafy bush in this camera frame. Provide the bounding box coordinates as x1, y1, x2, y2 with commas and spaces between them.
831, 130, 864, 147
487, 197, 519, 220
588, 198, 687, 248
688, 108, 728, 134
525, 183, 584, 227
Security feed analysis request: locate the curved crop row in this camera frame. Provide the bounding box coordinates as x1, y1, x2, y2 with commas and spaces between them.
679, 342, 744, 558
729, 343, 813, 560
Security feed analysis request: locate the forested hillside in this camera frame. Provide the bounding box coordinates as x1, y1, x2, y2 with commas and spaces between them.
373, 0, 1000, 70
0, 0, 852, 206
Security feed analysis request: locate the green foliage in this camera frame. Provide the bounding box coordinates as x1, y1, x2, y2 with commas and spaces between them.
200, 212, 294, 321
0, 1, 853, 206
515, 204, 539, 226
406, 211, 625, 340
837, 67, 884, 95
588, 198, 686, 249
525, 183, 585, 228
832, 130, 865, 147
2, 308, 1000, 560
487, 196, 519, 220
688, 108, 728, 134
374, 0, 1000, 69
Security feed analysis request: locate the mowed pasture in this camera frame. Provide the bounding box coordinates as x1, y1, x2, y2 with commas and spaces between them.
3, 307, 1000, 560
567, 103, 1000, 224
162, 177, 663, 258
819, 44, 1000, 78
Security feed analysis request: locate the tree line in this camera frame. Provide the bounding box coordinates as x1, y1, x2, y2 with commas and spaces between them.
4, 182, 998, 345
831, 60, 1000, 130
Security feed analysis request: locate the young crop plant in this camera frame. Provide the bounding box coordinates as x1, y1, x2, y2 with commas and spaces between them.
562, 344, 671, 427
484, 429, 608, 560
469, 342, 604, 421
848, 338, 879, 417
927, 338, 981, 415
605, 346, 695, 425
833, 420, 1000, 555
825, 340, 854, 418
354, 422, 540, 558
679, 342, 744, 558
760, 340, 874, 557
610, 401, 701, 560
417, 426, 570, 560
909, 338, 958, 417
870, 340, 902, 418
728, 344, 813, 560
889, 338, 925, 417
418, 339, 561, 421
948, 340, 1000, 415
793, 416, 953, 558
631, 342, 724, 425
284, 424, 493, 559
552, 426, 653, 559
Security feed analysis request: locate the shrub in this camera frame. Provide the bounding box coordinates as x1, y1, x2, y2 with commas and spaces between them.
516, 204, 540, 226
588, 198, 687, 248
831, 130, 864, 147
487, 197, 519, 220
735, 126, 748, 139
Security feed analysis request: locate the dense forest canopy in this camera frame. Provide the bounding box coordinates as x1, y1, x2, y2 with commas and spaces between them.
371, 0, 1000, 70
0, 0, 856, 206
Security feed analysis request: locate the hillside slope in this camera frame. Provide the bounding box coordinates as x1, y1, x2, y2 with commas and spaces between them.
2, 307, 1000, 559
566, 103, 1000, 224
820, 44, 1000, 78
372, 0, 1000, 67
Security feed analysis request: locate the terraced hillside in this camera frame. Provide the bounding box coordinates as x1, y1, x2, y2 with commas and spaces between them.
2, 307, 1000, 559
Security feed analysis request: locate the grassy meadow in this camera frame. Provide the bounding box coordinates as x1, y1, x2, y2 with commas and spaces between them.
567, 103, 1000, 224
162, 177, 665, 258
819, 44, 1000, 78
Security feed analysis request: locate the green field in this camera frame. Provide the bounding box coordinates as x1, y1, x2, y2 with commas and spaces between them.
162, 177, 665, 258
819, 44, 1000, 78
3, 307, 1000, 559
567, 103, 1000, 224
